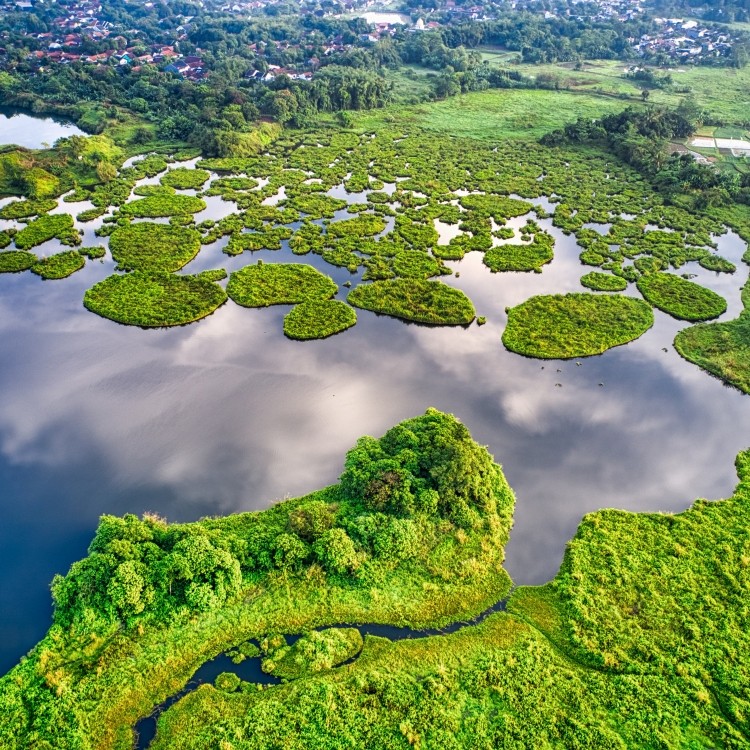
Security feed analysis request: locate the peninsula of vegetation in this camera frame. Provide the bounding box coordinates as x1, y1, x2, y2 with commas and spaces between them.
1, 409, 748, 749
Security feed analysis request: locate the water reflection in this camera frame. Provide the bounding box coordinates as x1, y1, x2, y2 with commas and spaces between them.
1, 204, 750, 676
0, 108, 85, 149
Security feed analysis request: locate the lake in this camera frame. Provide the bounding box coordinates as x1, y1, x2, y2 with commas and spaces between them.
2, 132, 750, 677
0, 108, 85, 149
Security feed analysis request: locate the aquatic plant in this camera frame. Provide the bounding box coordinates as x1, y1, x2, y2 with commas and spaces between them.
227, 262, 337, 307
580, 271, 628, 292
283, 300, 357, 340
31, 250, 85, 280
636, 272, 727, 321
109, 223, 202, 272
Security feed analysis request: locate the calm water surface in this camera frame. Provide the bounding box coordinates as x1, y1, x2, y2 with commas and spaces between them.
1, 152, 750, 676
0, 108, 85, 149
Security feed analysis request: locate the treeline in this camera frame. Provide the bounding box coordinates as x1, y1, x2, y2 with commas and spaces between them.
541, 106, 750, 207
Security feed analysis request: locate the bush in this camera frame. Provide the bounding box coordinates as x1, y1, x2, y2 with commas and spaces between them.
31, 250, 85, 280
636, 272, 727, 321
109, 223, 202, 272
580, 272, 628, 292
283, 300, 357, 340
0, 250, 36, 273
227, 263, 336, 307
120, 194, 206, 218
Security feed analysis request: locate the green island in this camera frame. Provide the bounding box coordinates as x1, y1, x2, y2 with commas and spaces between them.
226, 262, 337, 307
2, 409, 750, 749
0, 250, 37, 273
636, 272, 728, 322
347, 279, 475, 326
31, 250, 86, 280
160, 168, 211, 191
83, 271, 227, 327
503, 293, 654, 359
119, 195, 207, 218
580, 271, 629, 292
108, 223, 202, 272
483, 231, 555, 273
283, 300, 357, 341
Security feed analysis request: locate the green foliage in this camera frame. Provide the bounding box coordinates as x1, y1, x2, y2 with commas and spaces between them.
328, 215, 386, 238
698, 254, 736, 274
483, 231, 554, 272
31, 250, 85, 280
120, 194, 206, 218
224, 227, 293, 255
0, 198, 56, 219
580, 271, 628, 292
283, 300, 357, 341
347, 280, 475, 326
215, 673, 241, 693
637, 272, 727, 322
227, 263, 336, 308
264, 628, 363, 680
392, 250, 445, 279
675, 313, 750, 394
340, 408, 514, 529
83, 271, 227, 327
78, 246, 106, 260
76, 207, 107, 222
0, 250, 36, 273
14, 214, 79, 250
109, 223, 202, 272
503, 293, 654, 359
161, 168, 211, 191
458, 194, 533, 221
285, 194, 347, 219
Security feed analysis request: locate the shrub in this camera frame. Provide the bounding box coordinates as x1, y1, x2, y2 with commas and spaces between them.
31, 250, 85, 280
227, 263, 336, 307
636, 272, 727, 321
283, 300, 357, 340
109, 223, 202, 272
0, 250, 36, 273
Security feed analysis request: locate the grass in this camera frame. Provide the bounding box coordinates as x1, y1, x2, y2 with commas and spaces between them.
580, 271, 628, 292
392, 249, 445, 279
31, 250, 85, 280
227, 262, 337, 307
483, 232, 554, 272
13, 214, 79, 250
109, 223, 202, 272
503, 293, 654, 359
675, 312, 750, 394
283, 300, 357, 341
636, 272, 727, 322
0, 250, 36, 273
0, 198, 56, 219
119, 194, 206, 218
83, 271, 227, 327
347, 279, 475, 325
161, 168, 211, 191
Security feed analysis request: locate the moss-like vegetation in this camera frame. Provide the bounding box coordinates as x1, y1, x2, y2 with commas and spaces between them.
227, 262, 337, 308
0, 250, 36, 273
675, 313, 750, 394
225, 227, 293, 256
120, 194, 206, 218
31, 250, 85, 280
0, 198, 57, 220
699, 254, 736, 274
392, 250, 445, 279
636, 272, 727, 322
109, 223, 202, 272
262, 628, 362, 680
348, 279, 475, 325
283, 300, 357, 340
285, 194, 347, 219
160, 168, 210, 191
83, 271, 227, 327
580, 271, 628, 292
483, 231, 554, 272
14, 214, 79, 250
78, 246, 106, 260
503, 293, 653, 359
327, 215, 386, 238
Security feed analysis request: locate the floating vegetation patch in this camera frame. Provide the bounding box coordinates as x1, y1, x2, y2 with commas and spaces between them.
459, 194, 533, 221
580, 272, 628, 292
283, 300, 357, 340
83, 271, 227, 327
483, 232, 554, 273
0, 250, 36, 273
285, 194, 347, 219
119, 194, 206, 218
78, 246, 106, 260
348, 279, 475, 325
328, 215, 387, 238
0, 198, 57, 220
14, 214, 79, 250
636, 272, 727, 322
76, 207, 107, 223
503, 293, 653, 359
225, 227, 293, 255
392, 249, 445, 279
109, 223, 202, 272
31, 250, 85, 280
227, 262, 337, 307
675, 313, 750, 394
133, 184, 176, 197
161, 168, 211, 191
698, 254, 736, 274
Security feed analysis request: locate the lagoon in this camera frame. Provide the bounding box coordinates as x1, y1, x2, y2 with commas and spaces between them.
0, 108, 84, 150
